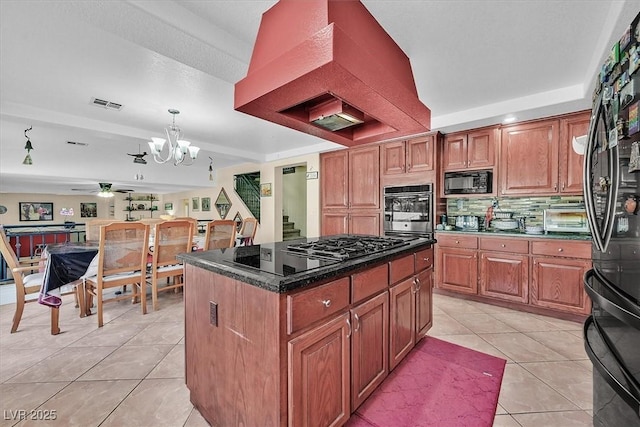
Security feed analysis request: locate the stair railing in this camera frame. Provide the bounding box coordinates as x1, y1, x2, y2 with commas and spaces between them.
234, 174, 261, 221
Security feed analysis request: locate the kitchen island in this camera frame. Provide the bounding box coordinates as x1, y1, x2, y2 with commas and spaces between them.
177, 235, 435, 427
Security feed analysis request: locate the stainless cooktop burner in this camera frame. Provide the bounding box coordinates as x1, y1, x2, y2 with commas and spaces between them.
285, 235, 409, 260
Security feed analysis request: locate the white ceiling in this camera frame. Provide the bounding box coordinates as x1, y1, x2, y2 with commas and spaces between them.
0, 0, 637, 196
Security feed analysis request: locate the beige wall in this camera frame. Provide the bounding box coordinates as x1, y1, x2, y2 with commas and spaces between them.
160, 152, 321, 243
0, 193, 115, 225
0, 152, 321, 243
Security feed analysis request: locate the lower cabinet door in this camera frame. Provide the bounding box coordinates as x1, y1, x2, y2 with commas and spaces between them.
321, 211, 349, 236
437, 247, 478, 294
479, 252, 529, 303
351, 291, 389, 410
288, 312, 351, 427
531, 256, 592, 315
415, 267, 433, 340
389, 277, 416, 371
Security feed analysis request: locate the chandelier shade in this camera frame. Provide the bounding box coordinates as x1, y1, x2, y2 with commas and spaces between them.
147, 109, 200, 166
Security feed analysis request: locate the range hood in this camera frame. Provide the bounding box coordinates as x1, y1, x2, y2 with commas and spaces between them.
234, 0, 431, 147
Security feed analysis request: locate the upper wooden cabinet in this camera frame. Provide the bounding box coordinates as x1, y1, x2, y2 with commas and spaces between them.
443, 127, 496, 171
500, 119, 560, 195
559, 111, 590, 194
381, 134, 435, 176
321, 146, 380, 210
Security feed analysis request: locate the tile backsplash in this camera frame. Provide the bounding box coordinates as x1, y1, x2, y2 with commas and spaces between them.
445, 195, 585, 227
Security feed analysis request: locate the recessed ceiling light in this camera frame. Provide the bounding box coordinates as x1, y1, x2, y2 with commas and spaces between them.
503, 115, 517, 124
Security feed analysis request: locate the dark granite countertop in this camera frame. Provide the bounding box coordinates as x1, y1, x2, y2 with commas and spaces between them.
435, 229, 592, 241
177, 235, 436, 293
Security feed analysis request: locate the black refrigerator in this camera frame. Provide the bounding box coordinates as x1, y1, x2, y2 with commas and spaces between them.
583, 11, 640, 427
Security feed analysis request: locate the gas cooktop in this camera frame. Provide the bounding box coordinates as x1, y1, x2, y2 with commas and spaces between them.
284, 235, 409, 261
228, 235, 412, 277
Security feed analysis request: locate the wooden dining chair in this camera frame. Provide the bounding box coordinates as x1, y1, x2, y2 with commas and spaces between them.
0, 226, 75, 334
204, 220, 237, 250
84, 219, 116, 242
147, 219, 193, 311
239, 217, 258, 246
83, 222, 150, 327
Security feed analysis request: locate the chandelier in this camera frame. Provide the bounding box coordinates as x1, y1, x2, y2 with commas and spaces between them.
147, 109, 200, 166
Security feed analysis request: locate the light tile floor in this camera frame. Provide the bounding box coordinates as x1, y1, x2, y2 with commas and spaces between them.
0, 287, 593, 426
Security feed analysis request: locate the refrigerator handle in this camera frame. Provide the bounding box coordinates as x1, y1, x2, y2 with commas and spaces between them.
583, 98, 605, 252
602, 144, 620, 252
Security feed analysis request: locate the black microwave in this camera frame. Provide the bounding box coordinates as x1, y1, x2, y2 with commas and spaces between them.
444, 170, 492, 195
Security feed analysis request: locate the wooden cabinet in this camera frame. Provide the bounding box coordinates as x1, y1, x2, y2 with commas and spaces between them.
321, 146, 381, 236
443, 127, 496, 171
559, 111, 590, 194
499, 119, 560, 195
389, 276, 416, 370
382, 135, 435, 176
415, 266, 433, 340
435, 234, 478, 295
531, 240, 591, 315
478, 237, 529, 303
288, 312, 351, 427
435, 232, 592, 318
321, 210, 380, 236
351, 291, 389, 410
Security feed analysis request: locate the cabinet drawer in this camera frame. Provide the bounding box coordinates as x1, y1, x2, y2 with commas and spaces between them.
389, 254, 415, 284
415, 247, 434, 272
479, 237, 528, 254
352, 263, 389, 303
287, 277, 350, 335
436, 234, 478, 249
531, 240, 591, 259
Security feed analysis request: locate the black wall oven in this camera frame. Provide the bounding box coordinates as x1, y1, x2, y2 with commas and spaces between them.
383, 184, 432, 238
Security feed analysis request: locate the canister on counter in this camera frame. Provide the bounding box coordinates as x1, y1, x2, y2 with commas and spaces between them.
440, 214, 448, 225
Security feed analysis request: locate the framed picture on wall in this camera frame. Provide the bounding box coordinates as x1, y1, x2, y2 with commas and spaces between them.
202, 197, 211, 212
80, 202, 97, 218
19, 202, 53, 221
260, 183, 272, 197
164, 203, 173, 211
192, 197, 200, 211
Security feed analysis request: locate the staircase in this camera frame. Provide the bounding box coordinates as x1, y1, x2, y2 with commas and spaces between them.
282, 215, 302, 241
234, 172, 260, 221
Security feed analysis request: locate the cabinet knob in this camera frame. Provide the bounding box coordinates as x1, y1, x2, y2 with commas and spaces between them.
558, 248, 563, 252
455, 240, 460, 244
423, 257, 430, 262
562, 182, 565, 190
322, 299, 332, 308
501, 244, 506, 248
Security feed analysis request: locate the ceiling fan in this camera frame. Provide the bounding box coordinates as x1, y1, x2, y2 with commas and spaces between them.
70, 182, 134, 196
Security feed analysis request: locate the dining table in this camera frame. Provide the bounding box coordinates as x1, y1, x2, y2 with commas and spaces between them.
40, 241, 99, 327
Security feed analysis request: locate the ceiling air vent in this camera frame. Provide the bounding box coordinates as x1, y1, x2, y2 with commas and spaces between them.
91, 97, 123, 111
67, 141, 88, 146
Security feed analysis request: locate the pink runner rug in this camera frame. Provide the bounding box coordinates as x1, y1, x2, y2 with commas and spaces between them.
346, 336, 506, 427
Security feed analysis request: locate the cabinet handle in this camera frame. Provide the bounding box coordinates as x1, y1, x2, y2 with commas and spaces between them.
423, 257, 430, 262
558, 248, 563, 252
412, 279, 418, 294
554, 184, 557, 191
562, 182, 565, 190
346, 317, 352, 338
354, 313, 360, 332
415, 277, 421, 291
322, 299, 332, 308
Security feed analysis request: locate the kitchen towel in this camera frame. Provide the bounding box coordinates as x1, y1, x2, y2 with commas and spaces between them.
346, 336, 506, 427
